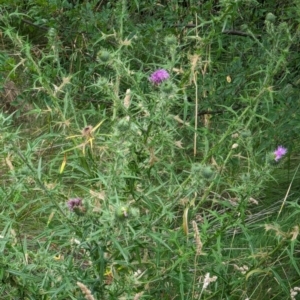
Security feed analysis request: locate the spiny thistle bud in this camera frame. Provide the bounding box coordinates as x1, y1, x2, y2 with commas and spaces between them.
161, 82, 174, 94
240, 24, 248, 31
47, 28, 57, 44
129, 207, 140, 218
278, 22, 288, 32
97, 77, 109, 87
96, 77, 110, 93
115, 205, 129, 221
161, 82, 177, 98
114, 204, 139, 221
97, 50, 111, 63
191, 163, 202, 174
240, 173, 251, 182
191, 163, 215, 180
201, 166, 215, 180
164, 35, 177, 46
240, 130, 251, 138
266, 152, 277, 166
266, 13, 276, 23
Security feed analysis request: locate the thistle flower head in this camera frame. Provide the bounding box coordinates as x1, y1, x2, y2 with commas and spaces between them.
67, 198, 82, 211
67, 198, 86, 216
149, 69, 170, 84
274, 146, 287, 161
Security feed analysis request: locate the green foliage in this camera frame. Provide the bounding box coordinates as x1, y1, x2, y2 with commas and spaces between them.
0, 0, 300, 299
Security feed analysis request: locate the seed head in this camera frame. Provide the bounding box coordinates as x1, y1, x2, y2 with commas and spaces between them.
77, 282, 95, 300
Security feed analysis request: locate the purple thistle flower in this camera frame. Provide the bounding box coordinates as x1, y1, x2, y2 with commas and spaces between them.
274, 146, 287, 161
67, 198, 82, 211
149, 69, 170, 84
